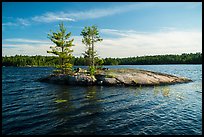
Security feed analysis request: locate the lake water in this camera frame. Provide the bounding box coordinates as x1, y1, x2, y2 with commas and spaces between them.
2, 65, 202, 135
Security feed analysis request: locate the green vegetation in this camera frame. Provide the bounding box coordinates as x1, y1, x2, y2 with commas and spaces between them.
89, 66, 96, 76
3, 22, 201, 69
54, 99, 68, 103
81, 25, 103, 75
2, 55, 58, 67
111, 53, 202, 65
105, 73, 116, 78
47, 22, 75, 74
2, 52, 202, 67
81, 25, 103, 67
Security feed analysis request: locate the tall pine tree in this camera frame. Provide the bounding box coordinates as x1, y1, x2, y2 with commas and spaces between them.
81, 25, 103, 69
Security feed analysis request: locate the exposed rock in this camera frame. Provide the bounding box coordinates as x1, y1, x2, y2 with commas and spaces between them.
102, 78, 119, 85
38, 73, 96, 85
75, 68, 87, 73
38, 68, 192, 86
73, 74, 96, 85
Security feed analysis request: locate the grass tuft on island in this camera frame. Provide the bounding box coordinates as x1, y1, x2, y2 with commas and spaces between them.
38, 68, 192, 87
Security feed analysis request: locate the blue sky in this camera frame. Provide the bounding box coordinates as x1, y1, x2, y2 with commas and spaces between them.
2, 2, 202, 57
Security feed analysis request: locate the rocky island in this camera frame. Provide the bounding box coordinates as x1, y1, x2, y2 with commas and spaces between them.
38, 68, 192, 86
36, 23, 192, 87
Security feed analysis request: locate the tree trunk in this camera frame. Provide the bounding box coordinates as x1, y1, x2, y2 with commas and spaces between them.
61, 46, 64, 74
61, 47, 64, 66
91, 36, 94, 67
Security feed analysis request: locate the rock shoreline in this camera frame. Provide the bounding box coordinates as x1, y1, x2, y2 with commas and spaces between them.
38, 68, 192, 86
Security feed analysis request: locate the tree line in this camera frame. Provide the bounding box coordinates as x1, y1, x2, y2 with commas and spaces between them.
2, 52, 202, 67
2, 22, 202, 74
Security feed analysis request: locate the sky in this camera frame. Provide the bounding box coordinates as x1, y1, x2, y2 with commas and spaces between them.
2, 2, 202, 58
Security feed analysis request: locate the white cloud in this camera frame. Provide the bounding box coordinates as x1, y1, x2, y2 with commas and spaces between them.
16, 18, 30, 26
2, 29, 202, 58
100, 29, 148, 37
2, 18, 30, 27
3, 2, 153, 25
27, 2, 202, 24
2, 44, 51, 56
3, 2, 202, 26
2, 39, 53, 56
2, 37, 84, 57
32, 3, 153, 22
2, 22, 18, 26
3, 38, 50, 44
97, 29, 202, 57
31, 3, 146, 23
30, 7, 124, 23
32, 12, 75, 23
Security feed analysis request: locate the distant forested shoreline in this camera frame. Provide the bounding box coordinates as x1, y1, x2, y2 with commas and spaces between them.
2, 52, 202, 67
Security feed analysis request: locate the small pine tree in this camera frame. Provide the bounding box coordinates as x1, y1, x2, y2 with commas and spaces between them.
47, 22, 75, 74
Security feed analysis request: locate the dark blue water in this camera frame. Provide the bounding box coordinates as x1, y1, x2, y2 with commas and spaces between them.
2, 65, 202, 135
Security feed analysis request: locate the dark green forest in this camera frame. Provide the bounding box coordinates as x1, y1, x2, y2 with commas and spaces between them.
2, 52, 202, 67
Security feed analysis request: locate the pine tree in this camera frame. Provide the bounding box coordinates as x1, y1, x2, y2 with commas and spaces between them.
47, 22, 75, 74
81, 25, 103, 74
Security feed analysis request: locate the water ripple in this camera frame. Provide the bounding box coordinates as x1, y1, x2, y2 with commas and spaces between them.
2, 65, 202, 135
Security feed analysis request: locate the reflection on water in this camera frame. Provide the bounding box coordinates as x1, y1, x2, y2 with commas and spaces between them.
54, 86, 75, 113
153, 86, 170, 97
83, 86, 102, 114
47, 86, 105, 135
162, 86, 170, 97
82, 87, 103, 134
2, 65, 202, 135
153, 86, 160, 96
85, 86, 97, 100
129, 85, 143, 96
153, 85, 186, 101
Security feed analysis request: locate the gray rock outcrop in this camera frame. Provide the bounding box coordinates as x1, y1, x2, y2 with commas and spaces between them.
38, 68, 192, 86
